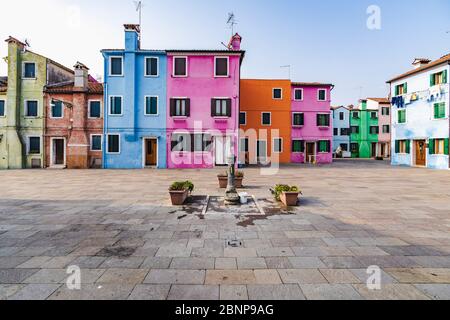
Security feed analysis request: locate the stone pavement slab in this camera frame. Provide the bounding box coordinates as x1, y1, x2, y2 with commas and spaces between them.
128, 284, 171, 300
301, 284, 363, 300
247, 284, 305, 300
144, 269, 205, 285
168, 285, 219, 300
220, 285, 248, 300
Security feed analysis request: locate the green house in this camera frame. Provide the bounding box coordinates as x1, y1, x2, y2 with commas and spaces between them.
350, 100, 380, 158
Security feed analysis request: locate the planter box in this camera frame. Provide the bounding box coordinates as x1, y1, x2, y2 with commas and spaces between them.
280, 192, 299, 206
218, 176, 244, 188
169, 189, 189, 206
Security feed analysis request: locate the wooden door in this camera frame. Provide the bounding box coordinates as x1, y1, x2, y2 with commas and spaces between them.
145, 139, 157, 166
415, 140, 426, 166
54, 139, 65, 165
305, 142, 315, 163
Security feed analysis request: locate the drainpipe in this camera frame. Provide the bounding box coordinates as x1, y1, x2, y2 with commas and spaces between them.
103, 82, 108, 169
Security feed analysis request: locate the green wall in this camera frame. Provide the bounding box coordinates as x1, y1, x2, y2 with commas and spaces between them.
350, 101, 379, 158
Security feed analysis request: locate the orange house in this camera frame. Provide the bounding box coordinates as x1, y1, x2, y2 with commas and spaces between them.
239, 79, 291, 164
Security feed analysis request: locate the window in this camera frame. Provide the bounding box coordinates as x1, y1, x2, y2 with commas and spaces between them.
50, 100, 63, 118
215, 57, 229, 77
318, 89, 326, 101
351, 126, 359, 134
239, 112, 247, 125
145, 96, 158, 115
173, 57, 187, 77
273, 88, 282, 100
25, 100, 38, 117
262, 112, 271, 125
434, 102, 446, 119
334, 128, 338, 136
395, 83, 407, 96
28, 136, 41, 154
370, 112, 378, 119
90, 135, 102, 151
339, 112, 344, 120
89, 101, 101, 118
430, 70, 448, 86
292, 140, 304, 153
352, 112, 360, 119
109, 96, 123, 115
170, 133, 211, 152
294, 89, 303, 101
317, 114, 330, 127
429, 138, 449, 155
110, 57, 123, 76
0, 100, 5, 116
370, 126, 379, 134
383, 125, 390, 134
395, 140, 410, 154
273, 138, 283, 153
107, 134, 120, 154
398, 109, 406, 123
341, 128, 350, 136
351, 143, 359, 153
211, 98, 231, 117
193, 134, 212, 152
340, 143, 348, 152
145, 57, 159, 77
240, 138, 249, 152
292, 113, 304, 126
171, 133, 190, 152
318, 140, 330, 153
170, 98, 190, 117
382, 107, 390, 116
23, 62, 36, 79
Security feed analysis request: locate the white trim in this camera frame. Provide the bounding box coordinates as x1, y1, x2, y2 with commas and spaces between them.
214, 56, 229, 78
294, 88, 304, 101
142, 137, 159, 168
50, 137, 66, 167
272, 88, 283, 100
317, 89, 327, 101
49, 100, 64, 119
90, 134, 103, 152
256, 139, 268, 164
26, 135, 42, 155
144, 95, 159, 116
272, 137, 283, 153
24, 99, 39, 118
108, 95, 123, 116
0, 98, 6, 117
292, 112, 304, 127
109, 56, 124, 77
22, 61, 37, 79
261, 112, 272, 126
173, 56, 188, 77
239, 111, 247, 125
88, 100, 103, 119
144, 56, 160, 77
106, 133, 121, 155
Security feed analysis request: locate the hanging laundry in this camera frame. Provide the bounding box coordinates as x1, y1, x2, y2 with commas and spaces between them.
404, 94, 412, 105
410, 93, 419, 101
391, 96, 405, 108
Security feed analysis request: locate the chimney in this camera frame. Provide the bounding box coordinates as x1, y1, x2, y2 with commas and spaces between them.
412, 58, 431, 69
124, 24, 141, 51
228, 33, 242, 51
74, 61, 89, 90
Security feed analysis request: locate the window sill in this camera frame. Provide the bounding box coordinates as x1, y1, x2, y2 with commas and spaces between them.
214, 75, 230, 78
172, 116, 188, 121
172, 75, 188, 78
144, 114, 159, 117
214, 117, 229, 122
108, 114, 124, 117
292, 125, 304, 128
144, 75, 159, 78
318, 126, 330, 129
22, 77, 37, 80
108, 74, 124, 77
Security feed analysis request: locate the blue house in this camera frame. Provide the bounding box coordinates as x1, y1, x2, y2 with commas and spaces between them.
102, 24, 167, 169
332, 105, 351, 157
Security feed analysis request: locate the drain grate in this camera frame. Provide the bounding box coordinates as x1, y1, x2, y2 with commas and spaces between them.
226, 239, 243, 248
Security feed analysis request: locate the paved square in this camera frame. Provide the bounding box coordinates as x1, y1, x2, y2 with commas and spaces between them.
1, 160, 450, 300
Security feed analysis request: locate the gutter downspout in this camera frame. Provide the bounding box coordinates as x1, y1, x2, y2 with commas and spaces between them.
102, 53, 108, 169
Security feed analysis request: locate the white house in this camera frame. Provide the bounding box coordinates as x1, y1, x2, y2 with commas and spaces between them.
387, 55, 450, 170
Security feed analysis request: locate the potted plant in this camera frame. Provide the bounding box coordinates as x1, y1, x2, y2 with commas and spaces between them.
169, 181, 194, 206
273, 184, 302, 206
217, 171, 245, 188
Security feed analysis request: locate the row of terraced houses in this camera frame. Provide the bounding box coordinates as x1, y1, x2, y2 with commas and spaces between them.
1, 24, 449, 170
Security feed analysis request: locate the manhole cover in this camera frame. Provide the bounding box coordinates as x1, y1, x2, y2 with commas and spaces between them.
226, 240, 243, 248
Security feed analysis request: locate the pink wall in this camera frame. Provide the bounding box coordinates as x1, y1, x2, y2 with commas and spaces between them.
378, 104, 391, 143
291, 85, 333, 164
166, 54, 241, 168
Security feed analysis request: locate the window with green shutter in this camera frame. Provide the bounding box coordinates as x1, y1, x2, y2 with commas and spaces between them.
445, 138, 449, 155
429, 139, 435, 155
398, 109, 406, 123
431, 70, 448, 86
434, 103, 446, 119
405, 140, 410, 154
292, 140, 304, 153
395, 83, 407, 96
318, 140, 330, 153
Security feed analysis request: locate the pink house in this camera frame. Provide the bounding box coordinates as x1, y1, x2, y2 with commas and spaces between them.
166, 34, 245, 168
290, 82, 334, 164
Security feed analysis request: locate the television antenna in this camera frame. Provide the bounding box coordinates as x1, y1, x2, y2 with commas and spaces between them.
227, 12, 238, 36
24, 38, 31, 48
280, 65, 291, 79
133, 1, 144, 41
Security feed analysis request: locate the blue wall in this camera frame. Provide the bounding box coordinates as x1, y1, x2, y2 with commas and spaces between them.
102, 30, 167, 169
332, 107, 350, 152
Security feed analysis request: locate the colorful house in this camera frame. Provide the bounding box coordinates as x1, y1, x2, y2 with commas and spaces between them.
0, 37, 73, 169
290, 83, 333, 164
44, 62, 103, 169
349, 99, 380, 158
372, 98, 391, 159
332, 105, 351, 157
0, 77, 7, 168
239, 79, 292, 165
102, 25, 167, 169
388, 55, 449, 170
166, 34, 245, 169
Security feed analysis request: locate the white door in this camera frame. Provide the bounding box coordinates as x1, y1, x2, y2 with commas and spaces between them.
215, 136, 231, 166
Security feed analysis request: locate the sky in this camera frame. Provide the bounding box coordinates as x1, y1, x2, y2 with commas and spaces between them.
1, 0, 449, 105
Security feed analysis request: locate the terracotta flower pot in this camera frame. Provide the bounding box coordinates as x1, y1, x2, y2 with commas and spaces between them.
280, 192, 299, 207
169, 189, 188, 206
235, 177, 244, 188
218, 176, 228, 188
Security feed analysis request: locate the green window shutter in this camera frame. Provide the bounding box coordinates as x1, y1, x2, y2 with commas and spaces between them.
443, 70, 448, 84
395, 140, 400, 153
434, 104, 439, 119
395, 86, 399, 96
430, 74, 435, 87
403, 83, 408, 94
405, 140, 411, 154
429, 139, 435, 155
444, 138, 449, 155
440, 103, 446, 118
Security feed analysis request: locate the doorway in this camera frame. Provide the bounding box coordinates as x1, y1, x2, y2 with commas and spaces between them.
51, 138, 65, 167
215, 136, 232, 166
371, 143, 377, 158
256, 140, 267, 164
144, 138, 157, 167
305, 142, 316, 164
415, 140, 426, 166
